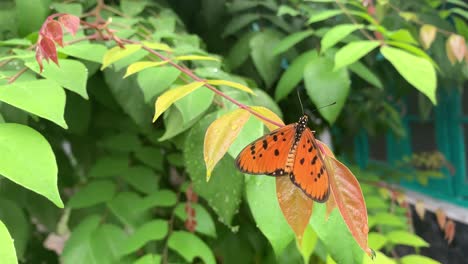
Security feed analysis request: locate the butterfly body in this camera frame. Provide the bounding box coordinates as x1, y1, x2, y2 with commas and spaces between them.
235, 115, 330, 202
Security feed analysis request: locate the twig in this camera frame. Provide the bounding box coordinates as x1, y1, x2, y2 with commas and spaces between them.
335, 0, 374, 40
7, 67, 28, 84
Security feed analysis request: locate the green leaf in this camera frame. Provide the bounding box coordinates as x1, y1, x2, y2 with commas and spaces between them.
99, 133, 141, 152
152, 81, 205, 122
121, 0, 147, 16
0, 80, 67, 128
348, 62, 383, 89
174, 86, 214, 123
104, 68, 152, 127
275, 50, 318, 101
308, 10, 342, 24
140, 190, 177, 209
184, 114, 244, 226
67, 180, 116, 209
386, 230, 429, 247
0, 220, 17, 264
175, 203, 217, 238
124, 61, 169, 78
25, 59, 89, 99
321, 24, 364, 53
226, 32, 257, 70
134, 147, 164, 171
16, 0, 48, 36
62, 216, 127, 264
101, 45, 142, 70
367, 232, 387, 251
380, 46, 437, 104
304, 56, 350, 124
59, 44, 107, 63
168, 231, 216, 264
51, 3, 83, 16
0, 39, 31, 46
245, 175, 294, 256
158, 107, 201, 141
388, 29, 418, 45
370, 212, 405, 228
134, 254, 161, 264
300, 225, 318, 263
273, 30, 314, 55
107, 192, 150, 228
0, 199, 29, 260
334, 41, 380, 70
89, 156, 130, 178
122, 220, 168, 255
310, 204, 367, 264
400, 255, 441, 264
137, 66, 180, 103
250, 30, 282, 88
0, 124, 63, 207
122, 166, 159, 195
223, 13, 261, 37
277, 5, 300, 16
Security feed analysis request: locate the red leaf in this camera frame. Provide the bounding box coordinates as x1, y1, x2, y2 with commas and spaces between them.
44, 20, 64, 47
276, 176, 313, 245
328, 157, 370, 255
58, 14, 80, 36
317, 140, 370, 255
35, 45, 45, 72
325, 189, 337, 220
444, 219, 455, 244
40, 37, 59, 65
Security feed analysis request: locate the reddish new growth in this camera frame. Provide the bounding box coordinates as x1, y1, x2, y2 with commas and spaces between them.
184, 185, 198, 232
35, 14, 80, 72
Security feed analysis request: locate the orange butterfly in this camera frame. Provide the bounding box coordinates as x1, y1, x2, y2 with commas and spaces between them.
235, 115, 330, 202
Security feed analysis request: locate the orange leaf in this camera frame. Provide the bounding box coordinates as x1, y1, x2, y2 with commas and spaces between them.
415, 200, 425, 220
327, 157, 370, 255
446, 34, 466, 64
250, 106, 285, 131
435, 208, 446, 230
204, 109, 251, 180
276, 176, 313, 245
419, 24, 437, 50
444, 219, 455, 244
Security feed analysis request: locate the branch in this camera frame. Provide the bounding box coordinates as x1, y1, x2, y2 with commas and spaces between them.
7, 67, 28, 84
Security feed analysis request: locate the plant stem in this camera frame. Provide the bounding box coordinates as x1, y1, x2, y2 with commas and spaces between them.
335, 0, 374, 40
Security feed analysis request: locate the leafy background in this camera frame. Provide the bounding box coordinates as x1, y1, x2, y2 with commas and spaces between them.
0, 0, 466, 263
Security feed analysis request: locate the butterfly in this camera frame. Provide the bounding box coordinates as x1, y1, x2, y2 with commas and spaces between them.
235, 115, 330, 202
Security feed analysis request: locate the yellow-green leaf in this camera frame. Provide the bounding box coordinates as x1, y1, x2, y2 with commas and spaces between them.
380, 46, 437, 104
124, 61, 169, 78
206, 79, 255, 95
153, 82, 205, 122
419, 24, 437, 50
175, 55, 220, 62
101, 44, 142, 70
141, 41, 172, 52
204, 109, 251, 180
250, 106, 284, 131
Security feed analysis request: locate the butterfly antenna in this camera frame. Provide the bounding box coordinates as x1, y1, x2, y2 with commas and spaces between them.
310, 102, 337, 114
297, 89, 305, 115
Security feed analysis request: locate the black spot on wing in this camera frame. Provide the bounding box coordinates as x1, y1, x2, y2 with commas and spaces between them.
300, 158, 305, 165
262, 139, 268, 150
311, 156, 318, 165
273, 135, 278, 141
274, 149, 280, 156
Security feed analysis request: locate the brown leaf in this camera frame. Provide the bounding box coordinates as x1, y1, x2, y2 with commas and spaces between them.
58, 14, 80, 36
276, 176, 313, 245
446, 34, 466, 64
44, 20, 63, 47
444, 219, 455, 244
419, 24, 437, 50
325, 189, 337, 220
415, 200, 425, 220
435, 208, 446, 230
328, 157, 370, 255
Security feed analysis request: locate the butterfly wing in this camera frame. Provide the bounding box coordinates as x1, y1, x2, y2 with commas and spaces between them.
289, 128, 330, 202
235, 124, 296, 176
